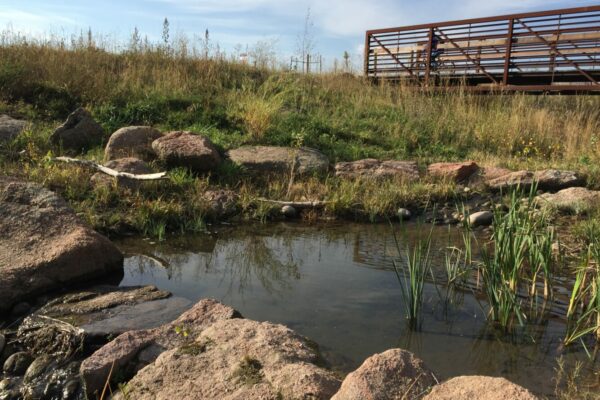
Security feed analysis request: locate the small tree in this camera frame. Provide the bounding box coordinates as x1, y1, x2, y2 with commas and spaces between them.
162, 17, 170, 52
130, 27, 141, 52
343, 51, 351, 72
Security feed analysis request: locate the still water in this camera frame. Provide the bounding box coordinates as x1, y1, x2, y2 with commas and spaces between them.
116, 222, 598, 397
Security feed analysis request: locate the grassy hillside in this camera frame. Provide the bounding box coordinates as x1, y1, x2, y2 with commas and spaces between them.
1, 36, 600, 235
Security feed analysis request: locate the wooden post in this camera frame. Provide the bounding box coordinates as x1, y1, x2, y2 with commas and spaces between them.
364, 32, 370, 76
307, 54, 310, 73
503, 19, 515, 85
425, 27, 434, 86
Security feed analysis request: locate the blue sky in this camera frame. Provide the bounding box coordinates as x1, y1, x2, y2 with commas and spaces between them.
0, 0, 597, 67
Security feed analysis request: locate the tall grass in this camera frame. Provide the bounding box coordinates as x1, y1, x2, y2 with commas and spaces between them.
391, 223, 433, 329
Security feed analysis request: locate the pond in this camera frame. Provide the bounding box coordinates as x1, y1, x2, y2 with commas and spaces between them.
116, 222, 598, 397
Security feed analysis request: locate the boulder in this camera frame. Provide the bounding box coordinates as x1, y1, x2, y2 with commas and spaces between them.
468, 211, 494, 227
424, 376, 539, 400
80, 299, 241, 398
114, 318, 341, 400
335, 159, 419, 181
0, 114, 27, 143
427, 161, 479, 182
91, 157, 154, 190
227, 146, 329, 175
104, 126, 163, 161
482, 167, 512, 181
152, 131, 221, 173
50, 108, 104, 152
487, 169, 584, 192
332, 348, 436, 400
0, 177, 123, 313
536, 187, 600, 214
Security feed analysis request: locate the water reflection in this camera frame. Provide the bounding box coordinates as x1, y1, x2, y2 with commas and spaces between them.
116, 222, 599, 397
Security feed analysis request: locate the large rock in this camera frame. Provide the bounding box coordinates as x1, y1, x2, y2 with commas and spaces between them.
332, 349, 437, 400
152, 131, 221, 173
0, 114, 27, 143
50, 108, 105, 152
427, 161, 479, 182
91, 157, 154, 190
0, 177, 123, 313
468, 211, 494, 227
104, 126, 163, 161
424, 376, 539, 400
335, 159, 419, 181
227, 146, 329, 175
115, 318, 341, 400
536, 187, 600, 214
80, 299, 241, 398
487, 169, 584, 192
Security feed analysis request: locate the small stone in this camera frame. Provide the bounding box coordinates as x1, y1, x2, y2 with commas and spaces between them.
451, 212, 462, 221
468, 211, 494, 228
63, 379, 80, 399
397, 208, 412, 221
11, 302, 31, 316
24, 355, 54, 383
281, 205, 297, 218
463, 186, 471, 193
3, 351, 33, 376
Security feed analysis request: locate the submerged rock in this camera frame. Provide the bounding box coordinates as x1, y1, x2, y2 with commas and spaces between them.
536, 187, 600, 214
332, 349, 436, 400
115, 318, 341, 400
228, 146, 329, 175
335, 159, 419, 181
0, 115, 27, 143
0, 177, 123, 313
50, 108, 104, 152
91, 157, 154, 190
427, 161, 479, 182
424, 376, 539, 400
152, 131, 221, 173
104, 126, 163, 161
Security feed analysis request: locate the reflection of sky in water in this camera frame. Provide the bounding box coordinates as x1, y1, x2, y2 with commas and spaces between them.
117, 222, 598, 397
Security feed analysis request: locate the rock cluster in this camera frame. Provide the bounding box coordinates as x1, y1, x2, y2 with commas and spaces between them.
228, 146, 330, 175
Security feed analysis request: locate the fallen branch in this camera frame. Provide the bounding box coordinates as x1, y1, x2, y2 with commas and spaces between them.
255, 197, 331, 208
53, 156, 167, 180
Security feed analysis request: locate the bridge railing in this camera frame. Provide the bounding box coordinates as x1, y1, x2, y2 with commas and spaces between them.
364, 6, 600, 91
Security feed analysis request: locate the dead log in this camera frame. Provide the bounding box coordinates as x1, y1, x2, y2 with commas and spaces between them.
255, 197, 330, 208
53, 156, 167, 180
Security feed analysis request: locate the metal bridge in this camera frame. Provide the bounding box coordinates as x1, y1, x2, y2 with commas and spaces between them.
364, 6, 600, 92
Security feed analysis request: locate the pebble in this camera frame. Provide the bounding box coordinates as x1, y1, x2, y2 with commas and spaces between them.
24, 355, 53, 383
397, 208, 412, 221
3, 351, 33, 376
281, 205, 297, 218
62, 379, 80, 399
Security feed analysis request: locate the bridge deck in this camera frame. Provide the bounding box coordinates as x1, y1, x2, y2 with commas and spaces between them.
364, 6, 600, 92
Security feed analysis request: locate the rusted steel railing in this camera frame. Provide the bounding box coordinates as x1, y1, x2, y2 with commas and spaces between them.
364, 6, 600, 92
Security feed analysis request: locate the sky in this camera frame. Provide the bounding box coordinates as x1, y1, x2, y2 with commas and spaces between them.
0, 0, 597, 67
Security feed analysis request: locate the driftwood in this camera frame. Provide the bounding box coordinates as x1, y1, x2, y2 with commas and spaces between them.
53, 156, 167, 180
255, 197, 330, 208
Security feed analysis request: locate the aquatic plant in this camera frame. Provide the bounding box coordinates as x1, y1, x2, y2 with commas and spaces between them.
391, 223, 433, 329
478, 185, 558, 332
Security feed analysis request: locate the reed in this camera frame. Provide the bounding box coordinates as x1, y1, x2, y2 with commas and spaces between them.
391, 223, 433, 329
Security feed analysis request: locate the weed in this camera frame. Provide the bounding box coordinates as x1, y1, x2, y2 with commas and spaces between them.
232, 356, 264, 386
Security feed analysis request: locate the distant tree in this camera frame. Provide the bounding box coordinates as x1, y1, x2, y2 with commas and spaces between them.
296, 7, 316, 71
87, 27, 94, 48
162, 17, 170, 51
249, 39, 278, 69
130, 27, 141, 52
343, 51, 350, 72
